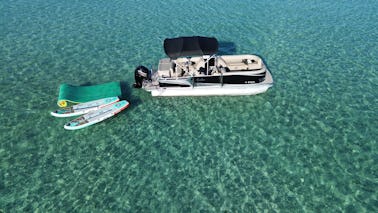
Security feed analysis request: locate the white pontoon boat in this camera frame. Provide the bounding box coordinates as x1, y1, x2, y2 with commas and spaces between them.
134, 36, 273, 96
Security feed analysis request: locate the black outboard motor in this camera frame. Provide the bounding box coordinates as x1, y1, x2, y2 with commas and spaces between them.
133, 65, 150, 88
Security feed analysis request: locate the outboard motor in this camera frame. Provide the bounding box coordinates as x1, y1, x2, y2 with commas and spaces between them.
133, 65, 150, 88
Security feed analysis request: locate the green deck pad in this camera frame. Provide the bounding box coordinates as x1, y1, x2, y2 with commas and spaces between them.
57, 82, 122, 107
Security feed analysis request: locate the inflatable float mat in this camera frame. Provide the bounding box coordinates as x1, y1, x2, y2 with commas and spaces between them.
57, 82, 121, 107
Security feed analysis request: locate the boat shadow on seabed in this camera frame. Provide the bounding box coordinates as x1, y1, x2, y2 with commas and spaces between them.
218, 41, 237, 55
120, 81, 141, 108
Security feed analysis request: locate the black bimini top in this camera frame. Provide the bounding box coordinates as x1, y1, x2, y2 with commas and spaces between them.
164, 36, 219, 59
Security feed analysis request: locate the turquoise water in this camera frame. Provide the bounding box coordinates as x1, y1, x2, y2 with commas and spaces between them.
1, 0, 377, 211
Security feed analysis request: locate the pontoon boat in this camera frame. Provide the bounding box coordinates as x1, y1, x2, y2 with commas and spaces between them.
134, 36, 273, 96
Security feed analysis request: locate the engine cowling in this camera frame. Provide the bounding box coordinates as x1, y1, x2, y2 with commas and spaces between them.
133, 65, 150, 88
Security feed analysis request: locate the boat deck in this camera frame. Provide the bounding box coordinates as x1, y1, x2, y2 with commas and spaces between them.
157, 55, 265, 78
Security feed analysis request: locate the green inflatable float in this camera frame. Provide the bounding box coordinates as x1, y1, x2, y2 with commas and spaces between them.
57, 81, 122, 107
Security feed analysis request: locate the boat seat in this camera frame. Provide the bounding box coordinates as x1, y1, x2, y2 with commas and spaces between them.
175, 58, 197, 74
194, 58, 205, 71
194, 57, 219, 75
219, 55, 262, 71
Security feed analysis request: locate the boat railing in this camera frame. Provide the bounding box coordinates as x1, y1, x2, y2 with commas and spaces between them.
172, 57, 195, 78
203, 54, 217, 75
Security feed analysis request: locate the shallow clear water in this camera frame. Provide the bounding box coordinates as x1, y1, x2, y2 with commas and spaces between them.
0, 0, 377, 212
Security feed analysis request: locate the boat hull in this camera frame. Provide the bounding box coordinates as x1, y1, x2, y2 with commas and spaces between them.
145, 68, 273, 97
149, 83, 272, 97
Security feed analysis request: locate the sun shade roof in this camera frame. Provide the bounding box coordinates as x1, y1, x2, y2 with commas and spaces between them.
164, 36, 219, 59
